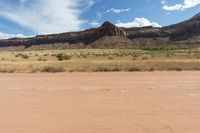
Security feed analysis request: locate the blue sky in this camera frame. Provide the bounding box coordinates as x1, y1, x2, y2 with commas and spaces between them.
0, 0, 200, 39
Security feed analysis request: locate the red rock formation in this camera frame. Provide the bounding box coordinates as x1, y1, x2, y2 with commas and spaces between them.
0, 12, 200, 49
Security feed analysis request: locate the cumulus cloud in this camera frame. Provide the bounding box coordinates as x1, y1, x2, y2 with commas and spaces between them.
0, 0, 94, 34
116, 18, 161, 28
106, 8, 131, 14
162, 0, 200, 11
0, 33, 27, 39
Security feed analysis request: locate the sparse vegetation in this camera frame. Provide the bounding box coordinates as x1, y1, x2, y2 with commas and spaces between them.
0, 68, 15, 73
108, 56, 114, 60
149, 67, 155, 71
15, 53, 29, 59
0, 48, 200, 73
128, 67, 141, 72
142, 56, 149, 60
95, 66, 120, 72
41, 66, 65, 73
56, 53, 72, 61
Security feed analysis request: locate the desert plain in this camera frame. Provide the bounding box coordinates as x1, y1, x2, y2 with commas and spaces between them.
0, 72, 200, 133
1, 4, 200, 133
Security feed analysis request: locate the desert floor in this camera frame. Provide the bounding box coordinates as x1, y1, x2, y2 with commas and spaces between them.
0, 72, 200, 133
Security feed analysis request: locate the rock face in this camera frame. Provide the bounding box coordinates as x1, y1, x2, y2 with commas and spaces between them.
100, 21, 127, 37
1, 12, 200, 49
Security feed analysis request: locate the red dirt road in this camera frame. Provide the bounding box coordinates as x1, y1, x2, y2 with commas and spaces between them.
0, 72, 200, 133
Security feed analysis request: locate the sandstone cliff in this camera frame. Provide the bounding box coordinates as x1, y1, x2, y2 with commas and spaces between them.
0, 12, 200, 49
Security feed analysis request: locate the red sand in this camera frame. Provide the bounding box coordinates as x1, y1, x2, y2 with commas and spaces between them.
0, 72, 200, 133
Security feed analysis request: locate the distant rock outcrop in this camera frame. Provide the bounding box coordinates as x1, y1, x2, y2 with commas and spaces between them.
1, 12, 200, 49
100, 21, 127, 37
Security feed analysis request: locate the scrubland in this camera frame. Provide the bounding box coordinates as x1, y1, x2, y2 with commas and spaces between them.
1, 46, 200, 73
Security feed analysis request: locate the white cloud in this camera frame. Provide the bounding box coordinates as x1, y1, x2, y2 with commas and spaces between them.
0, 33, 27, 39
0, 0, 94, 34
90, 21, 100, 27
106, 8, 131, 14
161, 0, 167, 5
97, 12, 102, 19
116, 18, 161, 28
163, 4, 182, 11
162, 0, 200, 11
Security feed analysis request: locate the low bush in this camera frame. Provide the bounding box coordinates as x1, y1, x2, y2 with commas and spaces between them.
56, 53, 71, 61
128, 66, 142, 72
95, 66, 120, 72
142, 56, 148, 60
15, 53, 29, 59
41, 66, 65, 73
0, 68, 15, 73
167, 67, 183, 71
108, 56, 114, 60
149, 67, 155, 71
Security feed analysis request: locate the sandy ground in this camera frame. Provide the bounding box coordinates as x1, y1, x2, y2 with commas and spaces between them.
0, 72, 200, 133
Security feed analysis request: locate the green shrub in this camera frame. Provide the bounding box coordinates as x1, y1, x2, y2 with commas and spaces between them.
15, 53, 29, 59
56, 53, 71, 61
